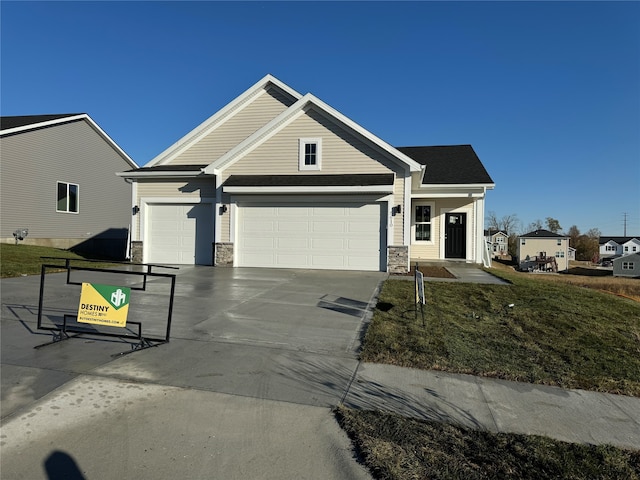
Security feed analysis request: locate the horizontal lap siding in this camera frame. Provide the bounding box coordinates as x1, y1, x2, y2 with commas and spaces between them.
1, 121, 132, 240
169, 88, 295, 165
136, 179, 216, 240
224, 109, 397, 176
410, 198, 476, 259
220, 108, 405, 244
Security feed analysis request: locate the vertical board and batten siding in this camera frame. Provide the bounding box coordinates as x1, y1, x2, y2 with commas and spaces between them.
0, 120, 133, 240
220, 108, 406, 244
168, 88, 296, 165
135, 179, 216, 240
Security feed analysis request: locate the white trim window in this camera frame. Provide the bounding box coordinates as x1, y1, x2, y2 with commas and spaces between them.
299, 138, 322, 171
412, 203, 434, 243
57, 181, 79, 213
622, 262, 634, 270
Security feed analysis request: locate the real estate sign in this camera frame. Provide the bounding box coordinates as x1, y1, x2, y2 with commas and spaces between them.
78, 283, 130, 327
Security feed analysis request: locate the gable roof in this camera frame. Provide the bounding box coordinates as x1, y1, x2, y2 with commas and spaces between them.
397, 145, 494, 185
146, 74, 302, 167
599, 236, 640, 245
204, 92, 422, 175
613, 252, 640, 263
1, 113, 138, 169
520, 229, 566, 238
485, 229, 508, 237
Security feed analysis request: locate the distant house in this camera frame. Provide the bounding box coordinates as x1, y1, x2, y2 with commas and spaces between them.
613, 252, 640, 278
599, 236, 640, 260
568, 246, 576, 261
485, 229, 509, 257
0, 114, 138, 258
517, 229, 569, 272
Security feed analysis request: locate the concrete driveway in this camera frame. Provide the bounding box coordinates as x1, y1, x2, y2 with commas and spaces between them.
1, 266, 385, 479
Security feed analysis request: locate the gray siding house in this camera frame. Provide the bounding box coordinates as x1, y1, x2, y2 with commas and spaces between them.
0, 114, 138, 258
613, 252, 640, 278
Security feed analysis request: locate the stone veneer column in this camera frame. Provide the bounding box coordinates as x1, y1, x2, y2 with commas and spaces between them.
130, 241, 143, 264
387, 245, 409, 274
215, 242, 234, 267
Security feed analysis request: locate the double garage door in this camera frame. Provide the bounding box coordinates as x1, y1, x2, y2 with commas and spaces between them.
237, 202, 386, 271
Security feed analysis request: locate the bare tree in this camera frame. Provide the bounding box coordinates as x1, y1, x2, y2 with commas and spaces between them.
524, 219, 543, 233
486, 211, 520, 234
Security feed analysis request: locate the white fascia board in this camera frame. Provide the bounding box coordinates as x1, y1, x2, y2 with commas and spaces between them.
304, 95, 423, 173
147, 74, 303, 168
207, 93, 423, 175
223, 185, 394, 194
1, 114, 138, 169
82, 115, 139, 169
0, 114, 86, 136
116, 171, 206, 178
420, 183, 495, 190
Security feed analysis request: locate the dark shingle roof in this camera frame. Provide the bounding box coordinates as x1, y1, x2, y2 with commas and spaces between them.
0, 114, 84, 131
520, 229, 565, 238
599, 236, 639, 245
224, 174, 394, 187
122, 164, 208, 173
396, 145, 494, 185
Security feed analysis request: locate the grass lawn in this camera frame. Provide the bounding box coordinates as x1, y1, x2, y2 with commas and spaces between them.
344, 268, 640, 479
1, 243, 122, 278
361, 269, 640, 396
336, 406, 640, 480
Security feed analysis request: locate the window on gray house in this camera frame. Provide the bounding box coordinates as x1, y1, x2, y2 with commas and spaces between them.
57, 182, 79, 213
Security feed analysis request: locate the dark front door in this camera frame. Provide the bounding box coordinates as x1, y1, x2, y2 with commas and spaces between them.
445, 213, 466, 259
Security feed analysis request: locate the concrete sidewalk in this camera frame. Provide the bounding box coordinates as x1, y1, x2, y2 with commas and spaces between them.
346, 363, 640, 450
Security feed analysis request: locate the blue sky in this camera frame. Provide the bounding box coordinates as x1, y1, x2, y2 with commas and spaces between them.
2, 1, 639, 236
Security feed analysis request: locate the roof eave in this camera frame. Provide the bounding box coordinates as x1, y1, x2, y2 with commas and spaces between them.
116, 170, 208, 179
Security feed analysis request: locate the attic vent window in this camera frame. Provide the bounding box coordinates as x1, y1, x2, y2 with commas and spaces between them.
299, 138, 322, 171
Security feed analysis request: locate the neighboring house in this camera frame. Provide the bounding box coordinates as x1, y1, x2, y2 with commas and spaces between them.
613, 252, 640, 278
567, 246, 576, 261
517, 229, 569, 272
485, 229, 509, 257
1, 114, 138, 259
117, 75, 494, 273
599, 236, 640, 260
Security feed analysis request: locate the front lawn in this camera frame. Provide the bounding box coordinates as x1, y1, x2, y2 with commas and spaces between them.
1, 243, 121, 278
361, 269, 640, 396
336, 406, 640, 480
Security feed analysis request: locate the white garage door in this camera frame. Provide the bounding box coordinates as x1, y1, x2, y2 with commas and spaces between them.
147, 203, 213, 265
237, 203, 386, 271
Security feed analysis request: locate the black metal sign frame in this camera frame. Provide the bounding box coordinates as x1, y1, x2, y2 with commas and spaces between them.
35, 259, 177, 356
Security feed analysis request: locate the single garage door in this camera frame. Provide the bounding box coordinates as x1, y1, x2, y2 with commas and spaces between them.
147, 203, 213, 265
237, 202, 386, 271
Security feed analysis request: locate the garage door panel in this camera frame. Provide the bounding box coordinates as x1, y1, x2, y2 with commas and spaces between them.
312, 221, 345, 233
147, 203, 213, 265
238, 202, 386, 271
277, 220, 309, 232
242, 237, 275, 249
243, 220, 275, 233
277, 238, 309, 249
